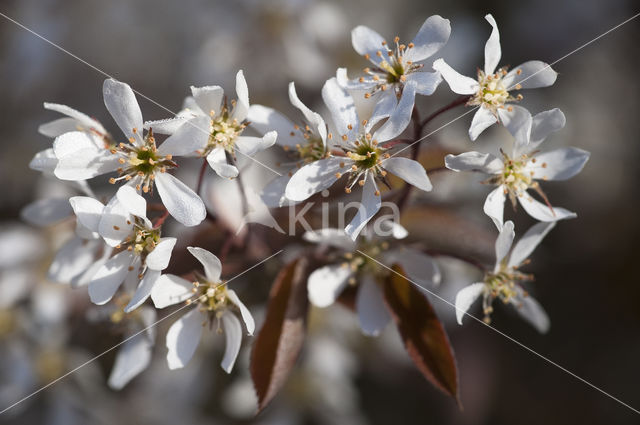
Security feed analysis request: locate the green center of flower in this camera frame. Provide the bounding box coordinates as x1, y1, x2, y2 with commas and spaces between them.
481, 264, 533, 324
201, 101, 247, 156
340, 241, 390, 285
469, 68, 523, 113
192, 279, 229, 312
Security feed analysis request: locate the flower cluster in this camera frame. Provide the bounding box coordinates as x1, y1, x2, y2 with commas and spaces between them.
21, 12, 589, 406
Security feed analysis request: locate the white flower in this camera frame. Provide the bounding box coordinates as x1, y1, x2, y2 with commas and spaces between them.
150, 247, 254, 372
52, 78, 206, 227
285, 78, 433, 240
445, 108, 589, 228
149, 70, 277, 180
304, 224, 440, 336
432, 14, 557, 140
338, 15, 450, 135
454, 220, 554, 333
70, 186, 176, 312
248, 82, 329, 207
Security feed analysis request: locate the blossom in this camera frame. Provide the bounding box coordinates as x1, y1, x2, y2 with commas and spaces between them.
338, 15, 450, 136
454, 220, 554, 333
248, 82, 329, 207
432, 14, 557, 140
305, 224, 440, 336
52, 79, 206, 227
70, 185, 176, 312
150, 247, 254, 371
446, 108, 589, 228
149, 70, 277, 179
285, 78, 433, 239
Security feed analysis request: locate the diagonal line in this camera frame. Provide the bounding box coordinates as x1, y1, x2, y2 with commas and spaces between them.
0, 11, 282, 177
0, 249, 283, 415
387, 11, 640, 160
357, 250, 640, 415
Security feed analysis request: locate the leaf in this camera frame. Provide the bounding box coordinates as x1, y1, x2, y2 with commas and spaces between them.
383, 264, 460, 402
250, 257, 309, 412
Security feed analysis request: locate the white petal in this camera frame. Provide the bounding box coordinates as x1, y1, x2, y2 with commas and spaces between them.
503, 61, 557, 90
289, 82, 325, 141
21, 198, 73, 227
235, 132, 277, 157
166, 308, 203, 370
144, 117, 188, 135
285, 157, 350, 202
226, 289, 255, 335
444, 152, 502, 174
345, 174, 381, 240
512, 289, 550, 333
108, 331, 153, 390
337, 67, 378, 91
151, 274, 194, 308
124, 269, 161, 312
53, 132, 119, 180
71, 245, 113, 288
38, 117, 80, 138
373, 81, 417, 141
484, 187, 506, 230
406, 71, 442, 95
351, 25, 387, 66
88, 250, 132, 305
261, 174, 293, 208
98, 195, 133, 247
29, 148, 58, 174
508, 222, 556, 268
307, 264, 352, 308
454, 283, 485, 325
382, 157, 432, 192
321, 77, 359, 140
494, 220, 515, 270
43, 102, 106, 134
497, 105, 532, 147
483, 14, 501, 75
190, 85, 224, 116
432, 59, 478, 95
220, 313, 242, 373
155, 172, 206, 227
356, 275, 390, 336
232, 70, 250, 122
367, 91, 398, 131
157, 116, 210, 157
529, 108, 566, 148
526, 148, 590, 181
377, 220, 409, 240
248, 104, 301, 147
187, 246, 222, 282
206, 147, 239, 179
145, 238, 176, 271
103, 79, 143, 145
116, 185, 147, 219
469, 106, 498, 141
518, 194, 577, 222
69, 196, 104, 233
387, 247, 441, 286
405, 15, 450, 62
303, 228, 357, 251
47, 237, 100, 284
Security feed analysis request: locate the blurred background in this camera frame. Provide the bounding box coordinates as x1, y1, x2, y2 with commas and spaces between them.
0, 0, 639, 424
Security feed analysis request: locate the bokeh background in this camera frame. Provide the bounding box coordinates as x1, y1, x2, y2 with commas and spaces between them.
1, 0, 639, 424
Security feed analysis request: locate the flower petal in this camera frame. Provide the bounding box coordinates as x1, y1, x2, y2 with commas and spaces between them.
38, 117, 81, 138
206, 147, 239, 179
98, 194, 133, 247
494, 220, 515, 270
307, 264, 352, 308
187, 246, 222, 282
107, 330, 154, 390
154, 172, 206, 227
232, 70, 250, 122
351, 25, 387, 66
321, 77, 359, 140
103, 79, 143, 145
512, 291, 550, 333
21, 198, 73, 227
43, 102, 106, 134
220, 312, 242, 373
190, 85, 224, 116
29, 148, 58, 174
484, 186, 506, 229
387, 247, 441, 286
47, 237, 100, 284
356, 275, 390, 336
124, 269, 161, 312
432, 59, 478, 95
235, 132, 277, 157
226, 289, 255, 335
157, 116, 210, 157
445, 151, 502, 174
526, 148, 590, 181
248, 104, 301, 147
151, 274, 194, 308
529, 108, 566, 149
382, 157, 432, 192
508, 222, 556, 268
303, 228, 357, 251
285, 157, 350, 202
367, 91, 398, 131
289, 82, 326, 143
261, 174, 293, 208
116, 185, 147, 219
406, 71, 442, 95
497, 105, 532, 147
373, 80, 417, 141
503, 60, 557, 90
484, 14, 501, 75
469, 106, 498, 141
145, 237, 176, 271
345, 174, 381, 240
69, 196, 105, 233
166, 308, 203, 370
405, 15, 450, 62
454, 283, 485, 325
88, 250, 132, 305
144, 117, 188, 135
518, 194, 577, 222
53, 132, 120, 180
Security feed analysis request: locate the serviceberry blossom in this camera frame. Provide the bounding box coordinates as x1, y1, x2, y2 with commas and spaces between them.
70, 186, 176, 312
285, 78, 432, 239
445, 108, 589, 228
149, 70, 277, 180
248, 82, 329, 207
433, 14, 557, 140
305, 224, 440, 336
150, 247, 254, 372
454, 220, 554, 333
51, 79, 206, 227
338, 15, 450, 135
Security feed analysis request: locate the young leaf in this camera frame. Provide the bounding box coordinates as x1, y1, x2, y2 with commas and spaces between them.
383, 264, 460, 401
250, 257, 309, 412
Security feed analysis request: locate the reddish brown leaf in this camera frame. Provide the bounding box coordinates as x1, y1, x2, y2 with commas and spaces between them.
250, 257, 309, 413
383, 264, 460, 402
